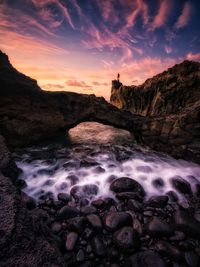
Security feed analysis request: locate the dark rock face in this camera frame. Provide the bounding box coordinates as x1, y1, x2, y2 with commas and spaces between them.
0, 51, 140, 148
110, 60, 200, 163
0, 137, 65, 266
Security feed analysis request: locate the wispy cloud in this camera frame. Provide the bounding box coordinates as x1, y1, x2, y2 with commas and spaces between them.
43, 83, 65, 90
149, 0, 171, 31
186, 52, 200, 61
65, 79, 92, 90
175, 2, 192, 29
126, 0, 149, 28
164, 45, 172, 54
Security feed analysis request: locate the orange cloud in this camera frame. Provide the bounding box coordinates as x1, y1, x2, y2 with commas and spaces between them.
126, 0, 149, 28
42, 83, 65, 90
175, 2, 192, 29
65, 79, 92, 90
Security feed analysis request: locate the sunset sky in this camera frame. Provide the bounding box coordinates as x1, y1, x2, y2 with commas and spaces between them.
0, 0, 200, 99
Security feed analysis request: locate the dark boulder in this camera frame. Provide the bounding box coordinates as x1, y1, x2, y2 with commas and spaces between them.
110, 177, 145, 197
104, 211, 132, 231
146, 217, 174, 237
126, 251, 166, 267
113, 226, 139, 251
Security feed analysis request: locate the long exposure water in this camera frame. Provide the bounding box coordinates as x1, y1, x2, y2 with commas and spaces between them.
14, 122, 200, 203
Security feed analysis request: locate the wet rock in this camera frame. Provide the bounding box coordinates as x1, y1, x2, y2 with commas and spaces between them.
83, 228, 94, 240
152, 178, 165, 188
133, 218, 143, 235
92, 236, 106, 257
174, 210, 200, 238
57, 193, 71, 202
106, 175, 118, 183
66, 175, 79, 185
128, 199, 143, 211
146, 217, 173, 237
63, 161, 79, 169
145, 195, 168, 208
126, 250, 166, 267
184, 251, 199, 266
59, 182, 68, 190
67, 217, 86, 233
87, 214, 102, 231
91, 199, 106, 209
57, 206, 79, 220
51, 222, 62, 234
76, 249, 85, 262
70, 184, 99, 200
93, 166, 105, 173
65, 232, 78, 251
113, 226, 139, 251
166, 191, 178, 202
104, 211, 132, 231
116, 192, 143, 201
171, 176, 192, 196
37, 168, 54, 176
21, 192, 36, 210
81, 206, 97, 215
169, 231, 185, 241
15, 178, 27, 189
110, 177, 145, 197
155, 241, 182, 262
80, 160, 99, 168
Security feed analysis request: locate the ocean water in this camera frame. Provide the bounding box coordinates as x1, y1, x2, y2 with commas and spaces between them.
15, 122, 200, 202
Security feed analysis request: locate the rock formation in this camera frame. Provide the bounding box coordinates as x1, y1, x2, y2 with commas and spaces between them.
0, 50, 142, 148
111, 61, 200, 162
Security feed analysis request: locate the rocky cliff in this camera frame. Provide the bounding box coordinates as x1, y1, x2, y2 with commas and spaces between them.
110, 61, 200, 162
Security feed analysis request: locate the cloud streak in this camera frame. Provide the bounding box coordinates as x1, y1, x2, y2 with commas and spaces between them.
175, 2, 192, 29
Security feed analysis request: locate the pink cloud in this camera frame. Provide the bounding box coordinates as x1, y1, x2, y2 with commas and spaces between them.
31, 0, 75, 29
186, 52, 200, 61
43, 83, 65, 90
126, 0, 149, 28
175, 2, 192, 29
150, 0, 171, 31
65, 79, 92, 90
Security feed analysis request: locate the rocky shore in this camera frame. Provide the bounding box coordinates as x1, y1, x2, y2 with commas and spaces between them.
0, 50, 200, 266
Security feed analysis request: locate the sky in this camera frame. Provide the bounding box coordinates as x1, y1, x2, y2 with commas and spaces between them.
0, 0, 200, 99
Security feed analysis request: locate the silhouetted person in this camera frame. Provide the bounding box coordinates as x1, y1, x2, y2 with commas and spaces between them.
117, 73, 120, 81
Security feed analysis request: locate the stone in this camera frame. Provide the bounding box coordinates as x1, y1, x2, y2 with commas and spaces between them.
81, 206, 97, 215
104, 212, 132, 231
110, 177, 145, 197
57, 193, 71, 202
67, 217, 86, 233
113, 227, 139, 251
93, 166, 105, 173
92, 237, 106, 257
146, 217, 174, 237
70, 184, 99, 200
51, 222, 62, 234
57, 206, 79, 220
184, 251, 199, 267
76, 249, 85, 262
133, 218, 143, 235
171, 176, 192, 196
174, 210, 200, 238
86, 214, 102, 231
128, 199, 143, 211
152, 178, 165, 188
126, 250, 166, 267
155, 241, 183, 262
66, 175, 79, 185
145, 195, 168, 208
65, 232, 78, 251
116, 192, 143, 201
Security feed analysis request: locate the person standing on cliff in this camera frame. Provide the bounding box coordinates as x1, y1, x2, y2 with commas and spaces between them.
117, 73, 120, 81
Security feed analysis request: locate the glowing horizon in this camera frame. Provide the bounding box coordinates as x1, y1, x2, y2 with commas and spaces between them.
0, 0, 199, 100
